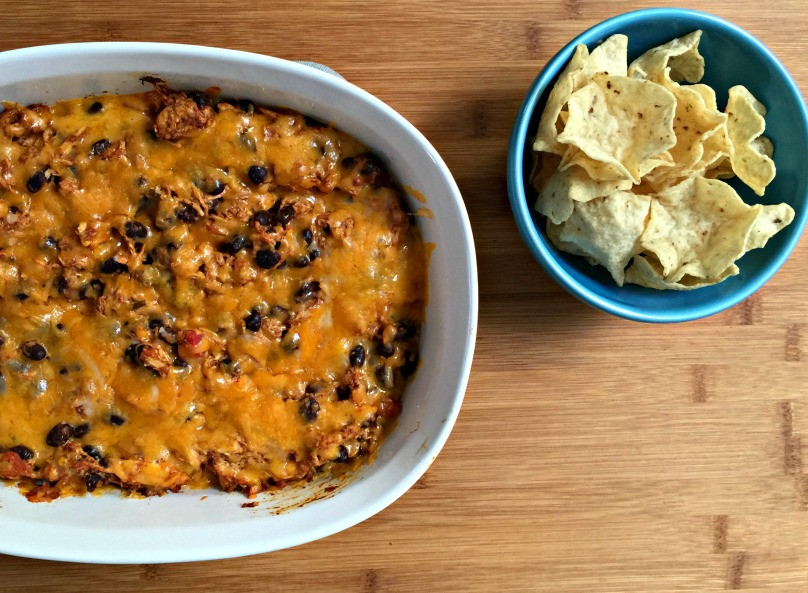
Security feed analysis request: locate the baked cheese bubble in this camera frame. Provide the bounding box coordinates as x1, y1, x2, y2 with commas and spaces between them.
531, 30, 794, 290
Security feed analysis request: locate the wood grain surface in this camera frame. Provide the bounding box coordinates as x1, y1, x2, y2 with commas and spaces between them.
1, 0, 807, 591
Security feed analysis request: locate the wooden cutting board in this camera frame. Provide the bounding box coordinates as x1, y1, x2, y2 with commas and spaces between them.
1, 0, 807, 590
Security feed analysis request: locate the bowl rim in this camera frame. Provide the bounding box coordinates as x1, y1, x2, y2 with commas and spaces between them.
506, 7, 808, 323
0, 41, 479, 563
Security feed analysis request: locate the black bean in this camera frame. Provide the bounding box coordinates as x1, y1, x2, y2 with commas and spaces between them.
219, 235, 252, 255
277, 204, 295, 226
73, 423, 91, 438
85, 473, 102, 492
299, 396, 320, 422
108, 414, 126, 426
9, 445, 34, 461
375, 341, 395, 358
395, 320, 417, 340
99, 258, 129, 275
26, 170, 47, 193
43, 236, 59, 249
207, 197, 223, 214
189, 91, 207, 108
176, 203, 199, 223
293, 255, 310, 268
148, 318, 164, 330
82, 445, 103, 461
87, 101, 104, 114
55, 275, 67, 294
255, 249, 281, 269
334, 445, 349, 463
21, 341, 47, 361
303, 115, 327, 129
124, 221, 148, 239
359, 154, 383, 176
219, 356, 241, 376
252, 209, 276, 227
244, 309, 262, 332
401, 353, 419, 378
247, 165, 268, 185
87, 278, 105, 298
125, 342, 143, 364
90, 139, 111, 156
301, 228, 313, 245
238, 99, 255, 114
46, 422, 74, 447
349, 344, 365, 367
294, 280, 321, 303
336, 385, 352, 401
15, 293, 29, 301
308, 248, 320, 262
206, 179, 226, 195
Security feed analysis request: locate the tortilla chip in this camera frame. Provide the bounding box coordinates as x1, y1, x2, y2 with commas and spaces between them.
744, 202, 795, 251
625, 253, 739, 290
725, 85, 776, 196
628, 30, 704, 83
529, 151, 562, 191
585, 33, 628, 77
550, 190, 651, 285
629, 30, 726, 190
643, 83, 727, 189
690, 83, 718, 111
557, 74, 677, 183
698, 125, 732, 177
535, 165, 633, 224
559, 146, 627, 182
639, 177, 761, 282
533, 45, 590, 156
533, 35, 629, 155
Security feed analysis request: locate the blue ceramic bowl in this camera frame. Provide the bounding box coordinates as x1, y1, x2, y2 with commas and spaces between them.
507, 8, 808, 323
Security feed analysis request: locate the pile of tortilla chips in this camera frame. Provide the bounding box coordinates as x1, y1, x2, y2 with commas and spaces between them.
532, 31, 795, 289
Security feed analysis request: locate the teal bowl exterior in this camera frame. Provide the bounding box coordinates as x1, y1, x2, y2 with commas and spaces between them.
507, 8, 808, 323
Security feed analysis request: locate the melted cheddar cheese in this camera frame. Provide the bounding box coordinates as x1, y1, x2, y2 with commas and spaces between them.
0, 84, 425, 501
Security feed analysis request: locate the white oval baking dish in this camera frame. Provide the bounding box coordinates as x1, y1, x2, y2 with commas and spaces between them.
0, 42, 477, 564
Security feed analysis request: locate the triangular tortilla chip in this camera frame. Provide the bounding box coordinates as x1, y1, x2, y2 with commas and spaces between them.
628, 30, 704, 83
639, 177, 761, 282
533, 35, 629, 155
557, 74, 677, 183
534, 165, 633, 224
725, 85, 776, 196
550, 190, 651, 285
625, 253, 739, 290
